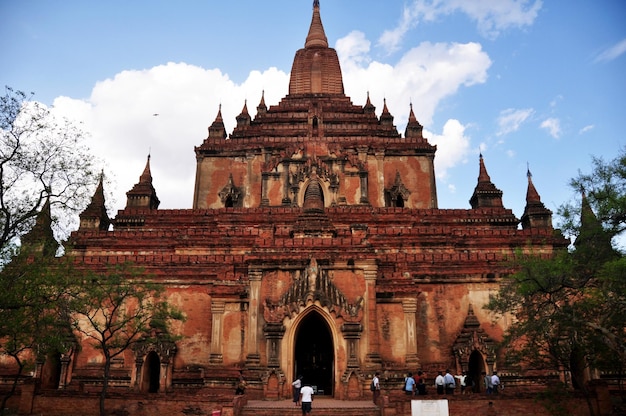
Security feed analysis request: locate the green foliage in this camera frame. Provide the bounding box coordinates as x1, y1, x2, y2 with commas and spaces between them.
0, 250, 82, 415
560, 147, 626, 250
486, 148, 626, 406
69, 263, 183, 359
67, 262, 184, 416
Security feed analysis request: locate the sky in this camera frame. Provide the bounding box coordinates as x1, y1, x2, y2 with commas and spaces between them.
1, 0, 625, 238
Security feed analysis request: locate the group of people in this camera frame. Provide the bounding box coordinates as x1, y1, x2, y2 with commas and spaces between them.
483, 370, 501, 394
434, 369, 458, 395
291, 375, 314, 415
241, 368, 501, 414
371, 368, 502, 402
401, 371, 428, 396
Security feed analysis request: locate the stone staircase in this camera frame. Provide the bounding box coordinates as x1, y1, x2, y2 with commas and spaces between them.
240, 398, 381, 416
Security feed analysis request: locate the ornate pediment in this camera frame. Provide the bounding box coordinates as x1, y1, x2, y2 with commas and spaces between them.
218, 174, 242, 207
452, 304, 496, 364
385, 171, 410, 207
263, 258, 363, 323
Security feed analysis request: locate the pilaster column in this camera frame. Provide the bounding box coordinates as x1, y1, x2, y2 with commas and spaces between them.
263, 323, 285, 368
374, 151, 385, 207
402, 298, 419, 366
360, 260, 381, 367
341, 323, 363, 368
246, 152, 255, 207
159, 361, 170, 391
134, 357, 143, 389
210, 300, 225, 364
58, 354, 71, 389
246, 268, 262, 366
282, 162, 292, 205
261, 172, 270, 206
359, 171, 369, 204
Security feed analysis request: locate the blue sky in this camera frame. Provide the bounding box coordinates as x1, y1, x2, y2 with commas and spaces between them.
2, 0, 625, 237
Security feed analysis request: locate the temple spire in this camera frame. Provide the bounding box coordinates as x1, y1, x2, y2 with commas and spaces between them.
20, 197, 58, 256
305, 0, 328, 48
469, 153, 504, 209
257, 90, 267, 116
79, 171, 111, 231
207, 104, 227, 139
380, 98, 394, 126
125, 154, 160, 210
404, 102, 424, 139
521, 166, 552, 229
236, 99, 251, 128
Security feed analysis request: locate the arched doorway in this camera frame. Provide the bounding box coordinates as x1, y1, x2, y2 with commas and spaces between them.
142, 351, 161, 393
40, 352, 62, 389
468, 350, 485, 393
294, 312, 334, 396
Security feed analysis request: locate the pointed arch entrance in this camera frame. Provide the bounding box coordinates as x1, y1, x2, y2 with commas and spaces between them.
468, 350, 485, 393
294, 311, 334, 396
141, 351, 161, 393
40, 352, 62, 389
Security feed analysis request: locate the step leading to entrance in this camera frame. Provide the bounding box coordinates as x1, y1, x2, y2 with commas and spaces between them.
241, 398, 380, 416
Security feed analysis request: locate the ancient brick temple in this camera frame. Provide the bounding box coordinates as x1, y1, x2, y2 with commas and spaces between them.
64, 0, 565, 401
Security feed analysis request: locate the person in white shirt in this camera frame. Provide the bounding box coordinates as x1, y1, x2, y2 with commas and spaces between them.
444, 369, 456, 395
292, 375, 303, 406
490, 371, 501, 394
435, 371, 445, 395
300, 384, 314, 415
455, 371, 468, 395
371, 372, 381, 404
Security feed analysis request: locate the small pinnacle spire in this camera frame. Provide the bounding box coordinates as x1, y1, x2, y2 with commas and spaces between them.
140, 154, 153, 184
257, 90, 267, 116
478, 153, 491, 183
408, 102, 417, 123
236, 99, 252, 128
526, 166, 541, 203
207, 104, 227, 139
126, 154, 160, 210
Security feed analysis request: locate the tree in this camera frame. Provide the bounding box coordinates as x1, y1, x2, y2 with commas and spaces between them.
68, 263, 183, 416
0, 86, 97, 261
0, 251, 79, 415
486, 149, 626, 416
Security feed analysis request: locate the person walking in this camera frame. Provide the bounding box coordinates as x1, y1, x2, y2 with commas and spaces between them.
491, 371, 501, 394
300, 383, 314, 415
483, 371, 493, 394
371, 372, 381, 404
292, 375, 303, 406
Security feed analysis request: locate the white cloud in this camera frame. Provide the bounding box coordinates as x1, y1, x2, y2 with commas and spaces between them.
51, 34, 490, 211
426, 119, 472, 180
496, 108, 534, 136
53, 63, 289, 209
594, 38, 626, 63
336, 31, 372, 67
579, 124, 594, 134
379, 0, 543, 51
540, 117, 562, 138
340, 39, 491, 127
